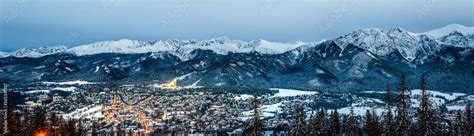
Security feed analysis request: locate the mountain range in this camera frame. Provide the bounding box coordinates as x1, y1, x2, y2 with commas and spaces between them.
1, 24, 473, 92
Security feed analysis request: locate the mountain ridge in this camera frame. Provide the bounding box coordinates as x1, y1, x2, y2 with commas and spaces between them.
1, 24, 473, 92
2, 24, 473, 59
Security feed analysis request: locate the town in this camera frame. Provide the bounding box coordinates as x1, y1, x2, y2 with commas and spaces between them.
1, 75, 472, 135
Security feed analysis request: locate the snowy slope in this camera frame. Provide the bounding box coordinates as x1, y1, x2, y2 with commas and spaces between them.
4, 46, 67, 58
421, 24, 474, 38
67, 39, 159, 56
67, 37, 306, 61
333, 24, 473, 62
0, 51, 8, 57
252, 39, 305, 54
334, 27, 443, 62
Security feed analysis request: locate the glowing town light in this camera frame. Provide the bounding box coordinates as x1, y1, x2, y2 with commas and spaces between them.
34, 130, 47, 136
157, 78, 177, 90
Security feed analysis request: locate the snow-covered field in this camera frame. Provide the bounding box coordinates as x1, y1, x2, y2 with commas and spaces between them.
22, 87, 78, 94
63, 105, 104, 119
42, 80, 97, 85
240, 88, 318, 120
269, 88, 318, 98
22, 90, 50, 94
51, 87, 78, 92
410, 89, 466, 101
446, 105, 466, 111
241, 102, 285, 120
333, 89, 471, 115
234, 94, 252, 100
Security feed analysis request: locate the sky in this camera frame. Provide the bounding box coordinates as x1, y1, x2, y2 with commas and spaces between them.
0, 0, 473, 51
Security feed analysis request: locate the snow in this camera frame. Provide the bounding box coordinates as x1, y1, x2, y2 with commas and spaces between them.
3, 24, 472, 59
308, 79, 323, 86
65, 67, 73, 72
1, 46, 67, 58
22, 90, 50, 94
333, 24, 474, 63
176, 72, 196, 80
2, 24, 471, 61
254, 39, 305, 54
179, 78, 203, 89
1, 37, 308, 60
94, 66, 100, 73
411, 89, 466, 101
67, 39, 148, 56
269, 88, 318, 98
362, 91, 385, 94
66, 37, 307, 61
63, 105, 104, 119
261, 102, 284, 113
234, 94, 252, 100
214, 82, 225, 86
22, 86, 79, 94
42, 80, 97, 85
51, 87, 78, 92
446, 105, 467, 111
0, 51, 8, 57
241, 102, 285, 120
351, 98, 384, 107
34, 66, 46, 69
421, 24, 474, 38
315, 69, 325, 74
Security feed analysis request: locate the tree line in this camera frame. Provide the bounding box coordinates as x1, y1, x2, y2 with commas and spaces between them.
0, 106, 93, 136
245, 73, 473, 136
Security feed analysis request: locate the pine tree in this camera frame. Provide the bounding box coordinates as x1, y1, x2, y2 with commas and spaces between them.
66, 119, 77, 136
22, 108, 32, 135
364, 109, 381, 136
54, 115, 66, 136
290, 105, 307, 136
309, 109, 326, 135
343, 107, 357, 136
58, 116, 68, 136
364, 109, 373, 136
0, 112, 3, 135
7, 111, 21, 136
416, 75, 438, 135
461, 105, 473, 135
371, 109, 381, 136
245, 95, 264, 136
384, 82, 394, 136
77, 119, 85, 136
50, 112, 59, 136
33, 106, 47, 133
395, 72, 409, 135
92, 121, 99, 136
453, 111, 462, 135
329, 109, 341, 136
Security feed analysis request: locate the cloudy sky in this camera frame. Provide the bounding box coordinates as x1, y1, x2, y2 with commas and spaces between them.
0, 0, 473, 51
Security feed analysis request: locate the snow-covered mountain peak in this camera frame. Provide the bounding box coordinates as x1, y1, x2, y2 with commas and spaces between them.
2, 24, 473, 59
252, 39, 306, 54
0, 51, 9, 58
6, 45, 67, 58
334, 26, 443, 62
438, 31, 472, 47
67, 39, 152, 56
388, 26, 405, 33
422, 24, 474, 38
334, 27, 391, 55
